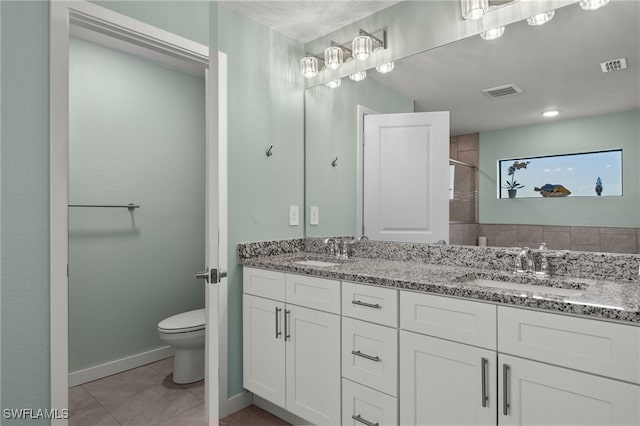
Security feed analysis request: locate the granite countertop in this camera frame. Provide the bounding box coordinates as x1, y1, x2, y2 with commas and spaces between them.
241, 252, 640, 324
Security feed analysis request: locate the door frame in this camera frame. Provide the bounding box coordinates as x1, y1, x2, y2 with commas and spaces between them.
356, 105, 378, 236
49, 1, 228, 423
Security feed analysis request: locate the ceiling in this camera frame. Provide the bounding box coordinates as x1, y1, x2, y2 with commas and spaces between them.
369, 0, 639, 135
221, 1, 401, 43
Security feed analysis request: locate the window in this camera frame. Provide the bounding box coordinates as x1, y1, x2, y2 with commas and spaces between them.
498, 149, 622, 199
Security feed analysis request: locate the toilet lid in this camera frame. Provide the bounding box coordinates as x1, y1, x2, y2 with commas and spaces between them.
158, 309, 205, 333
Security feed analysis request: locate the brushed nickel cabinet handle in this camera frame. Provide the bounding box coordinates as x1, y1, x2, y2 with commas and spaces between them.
284, 309, 291, 341
481, 357, 488, 408
351, 350, 381, 362
275, 307, 282, 339
503, 364, 511, 416
352, 300, 382, 309
352, 414, 379, 426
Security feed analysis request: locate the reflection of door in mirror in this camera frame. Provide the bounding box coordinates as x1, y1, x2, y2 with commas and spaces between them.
362, 112, 450, 243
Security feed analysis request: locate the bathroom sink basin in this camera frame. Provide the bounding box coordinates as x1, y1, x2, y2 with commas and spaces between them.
467, 278, 584, 297
294, 260, 340, 267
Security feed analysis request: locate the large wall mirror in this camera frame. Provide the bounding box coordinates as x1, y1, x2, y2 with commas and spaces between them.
304, 0, 639, 253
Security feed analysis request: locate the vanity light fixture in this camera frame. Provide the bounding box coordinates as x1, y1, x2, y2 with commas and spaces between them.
480, 26, 505, 40
527, 10, 555, 26
324, 46, 344, 70
461, 0, 489, 20
579, 0, 610, 11
349, 69, 367, 82
542, 110, 559, 118
300, 56, 319, 79
326, 78, 342, 89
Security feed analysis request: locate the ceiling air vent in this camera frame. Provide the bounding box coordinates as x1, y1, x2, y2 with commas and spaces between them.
482, 83, 522, 98
600, 57, 627, 73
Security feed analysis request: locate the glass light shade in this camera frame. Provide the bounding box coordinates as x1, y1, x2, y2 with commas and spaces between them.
543, 110, 559, 118
527, 10, 555, 26
376, 61, 395, 73
349, 70, 367, 82
325, 78, 342, 89
300, 56, 318, 79
352, 35, 373, 61
324, 46, 343, 70
580, 0, 610, 10
480, 26, 505, 41
461, 0, 489, 20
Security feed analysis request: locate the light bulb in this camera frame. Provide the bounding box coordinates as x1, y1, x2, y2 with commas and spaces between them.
352, 35, 373, 61
461, 0, 489, 20
299, 57, 318, 79
542, 110, 559, 118
324, 46, 343, 70
325, 78, 342, 89
480, 26, 505, 41
349, 70, 366, 82
527, 10, 555, 26
376, 61, 395, 73
580, 0, 610, 11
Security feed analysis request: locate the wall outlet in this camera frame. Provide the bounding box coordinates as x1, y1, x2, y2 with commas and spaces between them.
289, 205, 299, 226
310, 206, 319, 225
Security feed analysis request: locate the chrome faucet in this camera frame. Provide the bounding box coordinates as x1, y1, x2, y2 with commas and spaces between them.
509, 243, 564, 278
323, 237, 339, 258
517, 247, 534, 274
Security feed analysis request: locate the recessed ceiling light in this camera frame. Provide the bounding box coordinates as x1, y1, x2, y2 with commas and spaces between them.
542, 110, 559, 118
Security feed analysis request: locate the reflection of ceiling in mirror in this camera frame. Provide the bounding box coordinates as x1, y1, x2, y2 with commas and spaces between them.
220, 1, 402, 43
369, 1, 640, 136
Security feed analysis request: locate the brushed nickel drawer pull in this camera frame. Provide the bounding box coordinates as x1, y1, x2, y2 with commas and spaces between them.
503, 364, 511, 416
284, 309, 291, 341
352, 300, 382, 309
275, 307, 282, 339
351, 350, 381, 362
352, 414, 379, 426
481, 357, 488, 408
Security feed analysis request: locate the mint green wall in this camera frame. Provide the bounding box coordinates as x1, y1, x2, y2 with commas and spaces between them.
479, 110, 640, 227
1, 1, 51, 421
0, 1, 210, 422
305, 79, 414, 237
68, 38, 205, 372
217, 5, 304, 397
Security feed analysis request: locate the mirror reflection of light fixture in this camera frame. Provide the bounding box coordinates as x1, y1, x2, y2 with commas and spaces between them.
542, 110, 560, 118
326, 78, 342, 89
300, 56, 318, 79
324, 46, 343, 70
580, 0, 610, 11
480, 26, 505, 40
352, 35, 373, 61
461, 0, 489, 20
374, 47, 394, 73
527, 10, 555, 26
349, 70, 367, 82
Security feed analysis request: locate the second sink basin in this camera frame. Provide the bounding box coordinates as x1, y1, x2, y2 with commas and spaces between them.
467, 278, 584, 297
294, 260, 340, 267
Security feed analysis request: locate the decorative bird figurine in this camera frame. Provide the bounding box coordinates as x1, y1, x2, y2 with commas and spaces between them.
534, 183, 572, 197
595, 177, 603, 196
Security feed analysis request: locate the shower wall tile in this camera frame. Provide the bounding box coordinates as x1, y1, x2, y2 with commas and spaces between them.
517, 225, 543, 245
456, 133, 479, 152
601, 233, 638, 254
571, 226, 600, 246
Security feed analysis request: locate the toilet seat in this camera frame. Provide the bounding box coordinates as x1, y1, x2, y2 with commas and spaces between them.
158, 309, 205, 334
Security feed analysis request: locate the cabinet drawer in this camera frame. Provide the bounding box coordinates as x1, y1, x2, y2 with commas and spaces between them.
343, 317, 398, 396
342, 281, 398, 327
243, 267, 285, 301
342, 379, 398, 426
285, 273, 340, 314
400, 291, 497, 350
498, 306, 640, 384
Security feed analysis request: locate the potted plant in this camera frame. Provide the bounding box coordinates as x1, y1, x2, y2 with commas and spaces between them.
503, 160, 530, 198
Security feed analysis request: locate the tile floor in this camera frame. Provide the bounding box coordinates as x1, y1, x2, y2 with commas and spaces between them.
69, 357, 290, 426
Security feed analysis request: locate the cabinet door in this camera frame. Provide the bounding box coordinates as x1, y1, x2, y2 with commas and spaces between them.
243, 294, 286, 407
400, 330, 497, 426
499, 354, 640, 426
285, 305, 341, 425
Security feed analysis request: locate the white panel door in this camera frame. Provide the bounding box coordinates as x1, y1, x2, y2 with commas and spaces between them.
400, 330, 497, 426
285, 305, 341, 425
363, 112, 450, 243
242, 295, 286, 407
499, 354, 640, 426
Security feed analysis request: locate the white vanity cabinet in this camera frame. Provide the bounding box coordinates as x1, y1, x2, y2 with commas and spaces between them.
399, 292, 498, 426
243, 268, 341, 425
342, 282, 399, 426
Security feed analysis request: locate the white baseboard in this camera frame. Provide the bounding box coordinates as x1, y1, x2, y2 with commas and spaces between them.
69, 346, 173, 387
253, 395, 311, 425
220, 390, 253, 418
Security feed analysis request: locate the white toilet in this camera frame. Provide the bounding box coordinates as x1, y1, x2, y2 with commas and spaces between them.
157, 308, 205, 384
